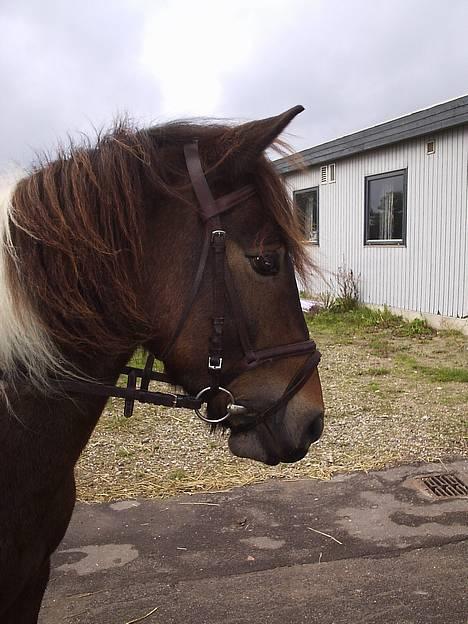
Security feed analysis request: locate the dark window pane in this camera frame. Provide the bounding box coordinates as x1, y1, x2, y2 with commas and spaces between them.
295, 189, 318, 243
366, 173, 405, 242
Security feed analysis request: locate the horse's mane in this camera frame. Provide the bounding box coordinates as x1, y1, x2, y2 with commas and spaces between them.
1, 119, 308, 386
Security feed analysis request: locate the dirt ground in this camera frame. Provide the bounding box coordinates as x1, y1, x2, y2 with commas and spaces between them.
76, 312, 467, 502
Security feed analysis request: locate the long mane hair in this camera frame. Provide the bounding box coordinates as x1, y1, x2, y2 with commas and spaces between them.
0, 119, 308, 389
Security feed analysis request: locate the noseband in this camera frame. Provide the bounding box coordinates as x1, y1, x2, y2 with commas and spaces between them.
56, 142, 321, 425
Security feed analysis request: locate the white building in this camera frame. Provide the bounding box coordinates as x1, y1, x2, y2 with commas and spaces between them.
276, 95, 468, 335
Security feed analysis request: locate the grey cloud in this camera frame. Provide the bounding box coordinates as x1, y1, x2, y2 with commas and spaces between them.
1, 0, 468, 168
219, 0, 468, 151
0, 0, 162, 168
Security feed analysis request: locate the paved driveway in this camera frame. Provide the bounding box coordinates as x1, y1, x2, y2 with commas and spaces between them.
40, 459, 468, 623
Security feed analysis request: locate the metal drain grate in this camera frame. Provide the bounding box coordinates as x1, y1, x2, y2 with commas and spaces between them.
420, 474, 468, 498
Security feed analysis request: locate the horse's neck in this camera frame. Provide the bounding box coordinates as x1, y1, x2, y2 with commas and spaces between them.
1, 350, 132, 486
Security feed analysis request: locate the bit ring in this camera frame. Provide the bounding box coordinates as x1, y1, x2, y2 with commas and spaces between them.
195, 386, 234, 423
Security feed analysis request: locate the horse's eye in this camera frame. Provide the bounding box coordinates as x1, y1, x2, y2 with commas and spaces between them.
249, 252, 280, 276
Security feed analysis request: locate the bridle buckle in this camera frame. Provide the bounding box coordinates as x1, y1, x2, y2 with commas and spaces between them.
211, 229, 226, 242
208, 356, 223, 370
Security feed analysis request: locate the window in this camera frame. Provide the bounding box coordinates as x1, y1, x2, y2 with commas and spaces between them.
328, 163, 336, 183
294, 187, 319, 244
364, 170, 407, 245
426, 140, 435, 155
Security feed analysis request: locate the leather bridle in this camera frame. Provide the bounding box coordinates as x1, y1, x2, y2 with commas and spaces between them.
56, 142, 321, 426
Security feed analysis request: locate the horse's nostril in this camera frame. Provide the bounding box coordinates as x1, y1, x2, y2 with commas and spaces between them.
308, 414, 324, 444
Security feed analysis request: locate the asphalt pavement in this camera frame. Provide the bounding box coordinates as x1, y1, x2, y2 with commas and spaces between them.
39, 459, 468, 624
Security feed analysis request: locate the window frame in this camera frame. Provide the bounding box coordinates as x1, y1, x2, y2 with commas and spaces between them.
364, 169, 407, 246
293, 186, 320, 245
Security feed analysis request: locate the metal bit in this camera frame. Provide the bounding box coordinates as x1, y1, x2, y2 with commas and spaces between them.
227, 403, 248, 416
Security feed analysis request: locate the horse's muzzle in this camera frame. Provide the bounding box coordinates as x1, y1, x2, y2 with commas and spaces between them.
227, 408, 324, 465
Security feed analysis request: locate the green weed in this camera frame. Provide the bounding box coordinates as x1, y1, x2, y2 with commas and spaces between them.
395, 317, 434, 337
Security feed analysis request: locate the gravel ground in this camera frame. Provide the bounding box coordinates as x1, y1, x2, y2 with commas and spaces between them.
76, 320, 467, 502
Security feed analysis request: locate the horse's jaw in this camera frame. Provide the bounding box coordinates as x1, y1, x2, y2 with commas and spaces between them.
227, 414, 324, 466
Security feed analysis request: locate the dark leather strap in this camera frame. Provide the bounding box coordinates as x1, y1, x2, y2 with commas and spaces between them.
184, 142, 218, 221
183, 142, 255, 222
124, 368, 137, 417
139, 353, 156, 392
59, 376, 202, 410
221, 340, 319, 385
208, 229, 226, 388
213, 185, 256, 217
255, 350, 321, 423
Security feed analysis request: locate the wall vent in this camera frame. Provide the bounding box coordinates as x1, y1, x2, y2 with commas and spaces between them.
320, 165, 327, 184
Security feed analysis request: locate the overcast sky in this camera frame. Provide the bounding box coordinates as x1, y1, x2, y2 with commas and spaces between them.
1, 0, 468, 169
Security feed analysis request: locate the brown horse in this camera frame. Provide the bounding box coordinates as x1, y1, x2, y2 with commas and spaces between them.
0, 107, 324, 622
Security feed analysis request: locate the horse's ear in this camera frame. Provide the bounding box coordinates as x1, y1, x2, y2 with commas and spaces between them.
228, 105, 305, 174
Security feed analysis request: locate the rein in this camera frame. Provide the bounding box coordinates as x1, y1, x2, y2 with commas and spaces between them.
23, 143, 321, 425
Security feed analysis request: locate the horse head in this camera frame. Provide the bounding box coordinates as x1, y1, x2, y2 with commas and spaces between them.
140, 107, 325, 464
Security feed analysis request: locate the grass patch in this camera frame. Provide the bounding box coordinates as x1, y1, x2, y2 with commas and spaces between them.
396, 354, 468, 383
367, 381, 381, 392
368, 338, 391, 358
306, 305, 434, 340
168, 468, 188, 481
424, 367, 468, 383
128, 349, 164, 371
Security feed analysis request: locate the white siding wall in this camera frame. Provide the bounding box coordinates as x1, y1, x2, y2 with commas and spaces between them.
285, 126, 468, 319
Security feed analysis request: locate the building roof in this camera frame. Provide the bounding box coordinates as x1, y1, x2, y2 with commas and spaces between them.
275, 94, 468, 174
